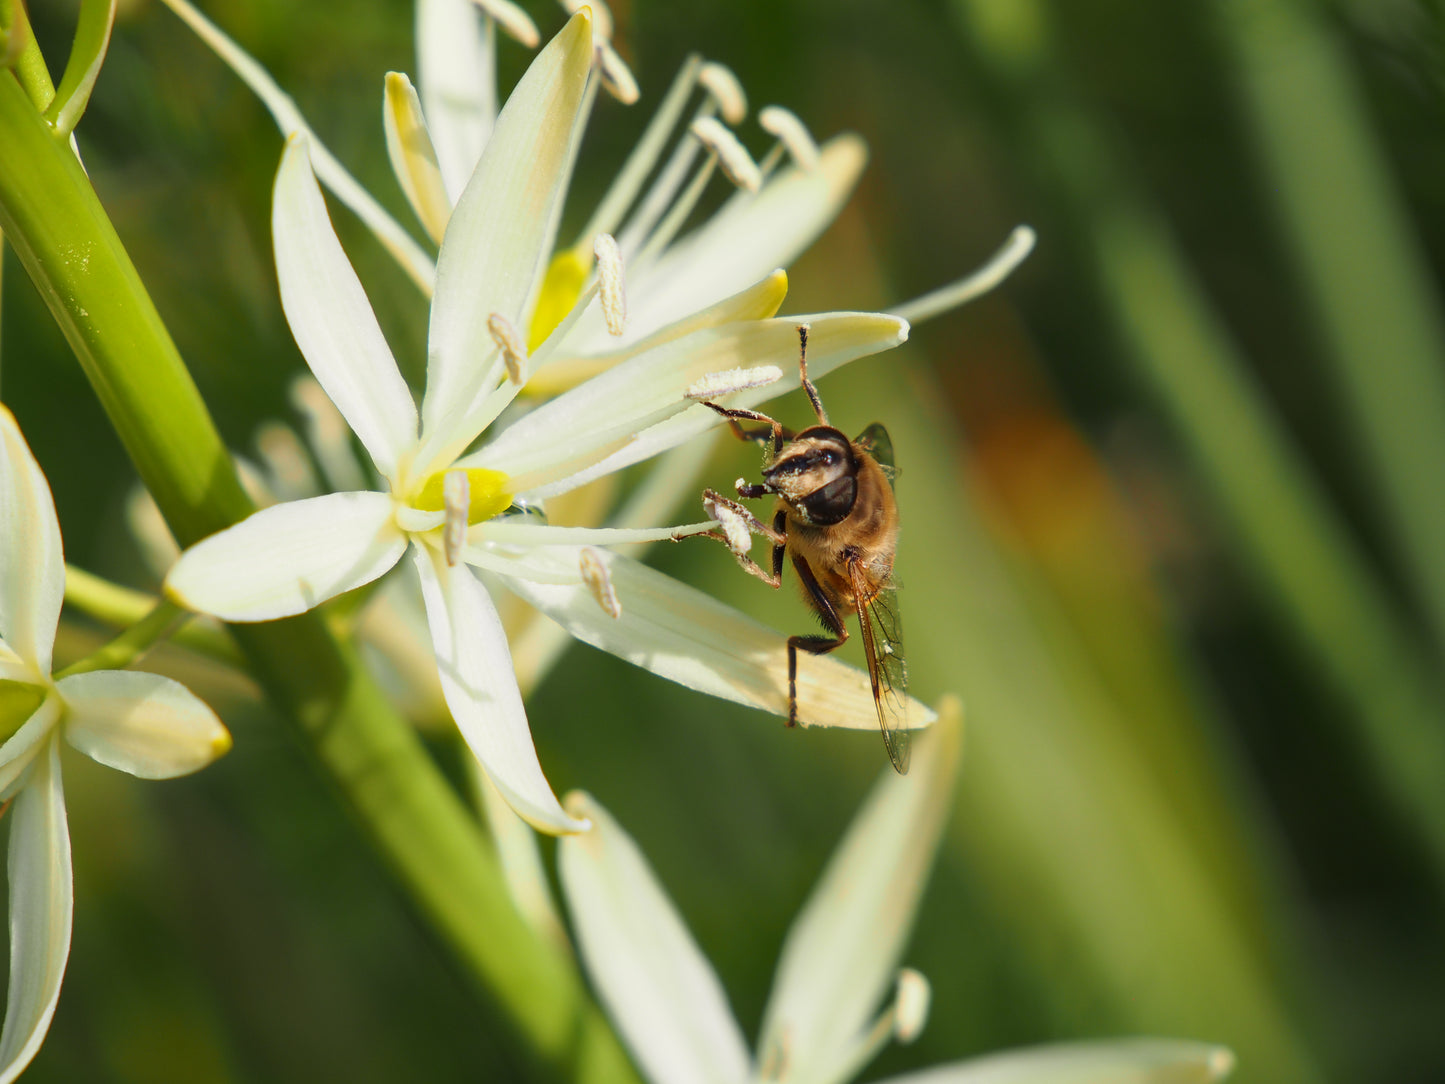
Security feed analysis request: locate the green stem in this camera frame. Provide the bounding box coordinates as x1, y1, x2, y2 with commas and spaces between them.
63, 565, 242, 666
54, 598, 186, 678
0, 72, 636, 1084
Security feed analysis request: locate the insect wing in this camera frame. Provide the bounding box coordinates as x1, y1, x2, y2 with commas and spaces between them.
848, 558, 910, 774
856, 423, 897, 485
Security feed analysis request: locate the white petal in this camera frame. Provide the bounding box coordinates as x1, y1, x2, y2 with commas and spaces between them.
529, 268, 789, 393
56, 670, 231, 779
0, 736, 71, 1084
416, 0, 496, 202
166, 492, 406, 621
485, 546, 936, 730
576, 134, 866, 354
757, 701, 962, 1083
157, 0, 437, 294
384, 72, 452, 244
273, 136, 419, 480
475, 313, 908, 499
420, 11, 596, 451
877, 1039, 1236, 1084
410, 546, 585, 834
0, 408, 63, 676
557, 792, 751, 1084
0, 697, 60, 801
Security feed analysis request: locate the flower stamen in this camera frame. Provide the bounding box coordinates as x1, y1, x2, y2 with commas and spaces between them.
593, 233, 627, 336
443, 470, 470, 566
685, 365, 783, 400
579, 547, 622, 618
759, 105, 820, 172
691, 116, 762, 192
698, 60, 747, 124
471, 0, 540, 47
488, 312, 529, 383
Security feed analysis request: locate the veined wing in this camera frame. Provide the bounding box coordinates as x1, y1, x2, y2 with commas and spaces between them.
856, 422, 898, 486
848, 558, 910, 774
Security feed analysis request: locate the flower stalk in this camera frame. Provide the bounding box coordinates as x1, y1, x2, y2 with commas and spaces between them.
0, 64, 637, 1084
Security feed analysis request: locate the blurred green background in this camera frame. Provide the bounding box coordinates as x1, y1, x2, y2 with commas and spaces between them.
5, 0, 1445, 1080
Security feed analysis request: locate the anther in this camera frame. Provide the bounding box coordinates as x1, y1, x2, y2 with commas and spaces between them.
471, 0, 540, 47
684, 365, 782, 400
893, 969, 931, 1044
698, 61, 747, 124
598, 43, 640, 105
759, 105, 819, 171
593, 233, 627, 336
690, 116, 762, 192
703, 495, 755, 558
488, 312, 529, 383
443, 470, 470, 567
579, 547, 622, 618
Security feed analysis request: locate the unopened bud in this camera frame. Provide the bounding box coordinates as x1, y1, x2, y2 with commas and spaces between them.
685, 365, 782, 400
691, 116, 762, 193
471, 0, 540, 47
699, 61, 747, 124
579, 547, 622, 618
759, 105, 819, 171
593, 233, 627, 336
488, 312, 529, 384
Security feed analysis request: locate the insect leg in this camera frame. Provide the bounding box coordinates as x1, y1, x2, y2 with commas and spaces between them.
771, 510, 787, 582
698, 489, 784, 587
787, 553, 848, 728
796, 324, 828, 427
699, 402, 785, 458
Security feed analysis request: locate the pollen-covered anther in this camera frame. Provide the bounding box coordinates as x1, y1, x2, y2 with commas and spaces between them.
579, 547, 622, 618
684, 365, 783, 400
893, 968, 931, 1043
471, 0, 541, 47
699, 60, 747, 124
442, 470, 471, 567
598, 43, 640, 105
593, 233, 628, 336
759, 105, 820, 171
488, 312, 529, 384
559, 0, 612, 41
691, 116, 762, 193
703, 496, 755, 558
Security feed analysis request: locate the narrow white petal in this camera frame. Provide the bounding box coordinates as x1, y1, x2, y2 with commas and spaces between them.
56, 671, 231, 779
528, 268, 788, 396
890, 226, 1037, 327
384, 72, 452, 244
421, 11, 596, 447
410, 547, 585, 834
0, 697, 61, 802
166, 492, 405, 622
273, 136, 419, 480
584, 133, 866, 354
0, 408, 63, 676
474, 521, 716, 546
157, 0, 437, 294
877, 1039, 1236, 1084
558, 792, 751, 1084
487, 546, 936, 730
474, 312, 908, 499
0, 737, 71, 1084
417, 0, 496, 203
757, 701, 962, 1082
471, 763, 568, 948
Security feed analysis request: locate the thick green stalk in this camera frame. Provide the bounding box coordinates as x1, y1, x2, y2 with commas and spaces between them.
1215, 0, 1445, 662
0, 72, 635, 1084
951, 0, 1445, 895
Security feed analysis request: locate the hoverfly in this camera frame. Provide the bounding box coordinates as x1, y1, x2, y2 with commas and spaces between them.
699, 325, 910, 774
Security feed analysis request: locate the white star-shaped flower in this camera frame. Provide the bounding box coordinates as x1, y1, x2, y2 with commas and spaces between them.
165, 12, 927, 835
0, 407, 230, 1084
557, 701, 1235, 1084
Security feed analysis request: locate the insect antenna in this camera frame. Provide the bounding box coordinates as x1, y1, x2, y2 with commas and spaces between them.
796, 323, 828, 425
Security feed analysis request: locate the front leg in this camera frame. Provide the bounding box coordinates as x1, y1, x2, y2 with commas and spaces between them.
787, 553, 848, 728
700, 489, 785, 587
698, 401, 785, 458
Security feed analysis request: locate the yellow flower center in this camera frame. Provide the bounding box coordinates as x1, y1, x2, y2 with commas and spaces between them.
412, 467, 513, 523
528, 247, 589, 350
0, 680, 46, 745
